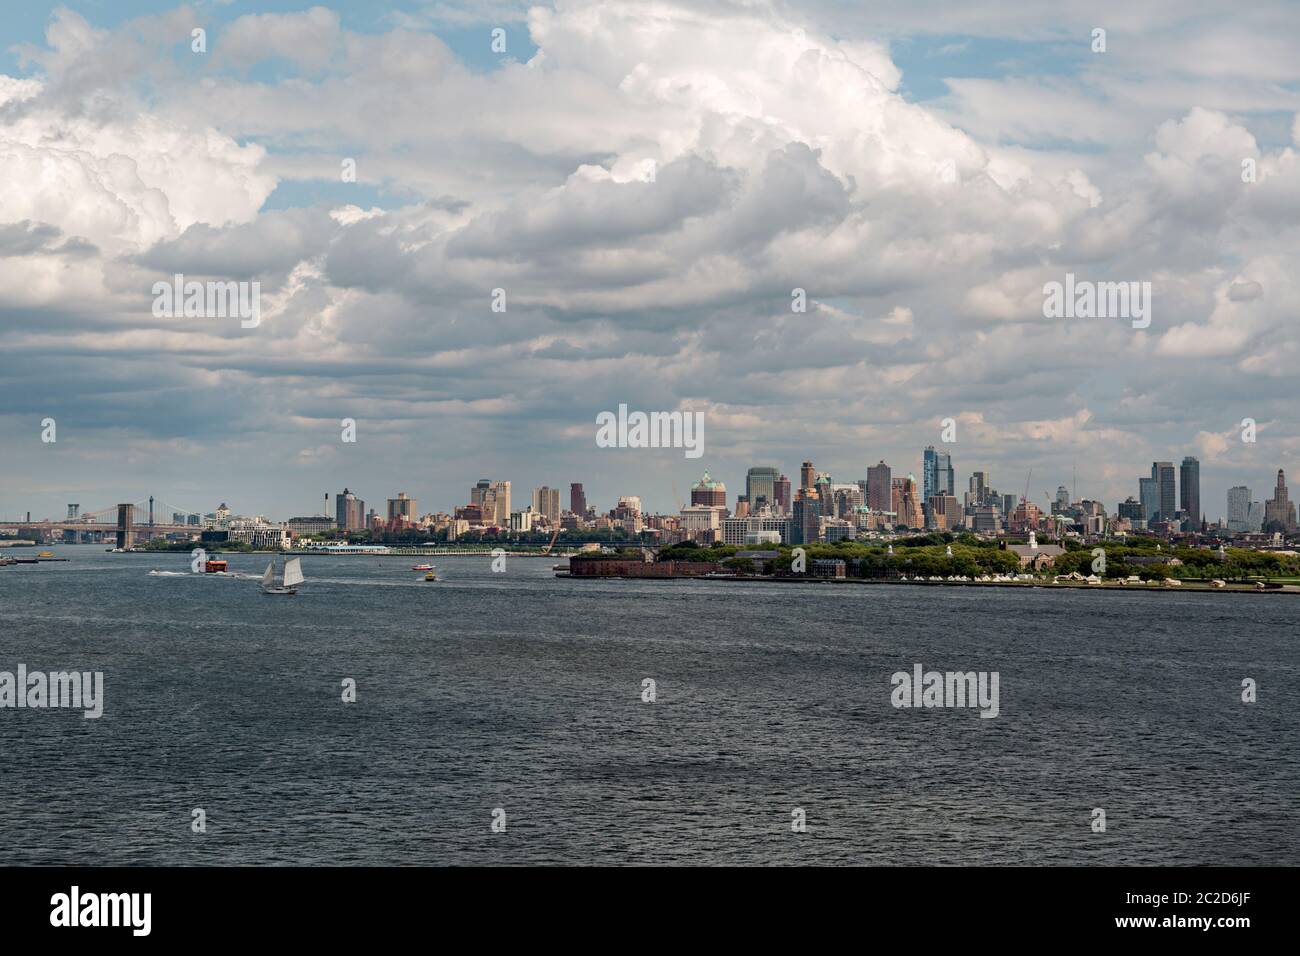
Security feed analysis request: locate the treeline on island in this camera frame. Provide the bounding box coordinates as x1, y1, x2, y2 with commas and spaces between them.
647, 533, 1300, 581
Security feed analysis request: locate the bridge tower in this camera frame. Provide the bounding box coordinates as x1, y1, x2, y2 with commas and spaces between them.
116, 503, 134, 550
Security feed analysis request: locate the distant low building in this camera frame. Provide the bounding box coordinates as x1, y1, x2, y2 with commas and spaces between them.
1003, 533, 1065, 570
228, 526, 291, 550
735, 549, 778, 573
809, 559, 847, 578
287, 516, 335, 535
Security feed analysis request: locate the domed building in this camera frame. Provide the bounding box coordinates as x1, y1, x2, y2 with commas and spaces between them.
690, 471, 727, 511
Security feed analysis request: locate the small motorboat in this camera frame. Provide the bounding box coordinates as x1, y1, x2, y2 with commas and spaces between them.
412, 564, 436, 571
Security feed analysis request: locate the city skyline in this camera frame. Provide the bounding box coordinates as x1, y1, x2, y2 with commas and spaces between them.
6, 443, 1292, 531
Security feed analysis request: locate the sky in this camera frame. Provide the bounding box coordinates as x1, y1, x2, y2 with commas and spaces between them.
1, 0, 1298, 522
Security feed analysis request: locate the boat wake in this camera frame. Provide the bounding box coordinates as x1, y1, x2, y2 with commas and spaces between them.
147, 570, 260, 579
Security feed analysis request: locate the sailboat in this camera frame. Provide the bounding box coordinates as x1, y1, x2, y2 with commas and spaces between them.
261, 557, 304, 595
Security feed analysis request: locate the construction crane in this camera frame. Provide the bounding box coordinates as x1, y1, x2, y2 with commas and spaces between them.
542, 524, 562, 556
1021, 467, 1032, 505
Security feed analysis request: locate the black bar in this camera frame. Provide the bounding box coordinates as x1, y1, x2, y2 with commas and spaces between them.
0, 866, 1284, 942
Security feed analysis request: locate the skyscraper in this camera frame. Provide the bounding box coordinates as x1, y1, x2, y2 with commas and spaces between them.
800, 460, 816, 492
1264, 469, 1296, 530
474, 480, 511, 526
892, 475, 923, 528
791, 497, 819, 544
492, 481, 511, 526
1180, 456, 1200, 529
1139, 477, 1159, 524
746, 466, 779, 512
814, 472, 832, 511
691, 471, 727, 510
387, 492, 417, 523
336, 488, 364, 530
1227, 486, 1251, 532
570, 483, 586, 516
1151, 462, 1176, 522
923, 446, 954, 501
531, 486, 561, 523
867, 460, 891, 512
774, 474, 791, 514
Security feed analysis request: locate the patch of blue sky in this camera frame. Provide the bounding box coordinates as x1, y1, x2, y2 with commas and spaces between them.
259, 177, 397, 212
0, 1, 536, 75
890, 33, 1087, 103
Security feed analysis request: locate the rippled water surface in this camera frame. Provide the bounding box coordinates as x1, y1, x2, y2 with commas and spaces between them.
1, 544, 1296, 865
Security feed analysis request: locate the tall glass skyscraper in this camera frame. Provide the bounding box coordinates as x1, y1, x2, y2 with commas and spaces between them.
746, 466, 779, 512
1179, 456, 1200, 528
1139, 477, 1158, 524
1152, 462, 1176, 522
1227, 485, 1251, 532
922, 446, 954, 501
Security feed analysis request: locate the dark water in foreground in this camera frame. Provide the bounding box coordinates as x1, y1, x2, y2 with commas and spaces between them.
1, 544, 1296, 865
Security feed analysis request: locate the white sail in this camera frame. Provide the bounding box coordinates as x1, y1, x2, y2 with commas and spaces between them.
261, 562, 274, 588
282, 558, 304, 587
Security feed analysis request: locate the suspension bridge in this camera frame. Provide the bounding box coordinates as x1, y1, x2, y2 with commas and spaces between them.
0, 498, 208, 549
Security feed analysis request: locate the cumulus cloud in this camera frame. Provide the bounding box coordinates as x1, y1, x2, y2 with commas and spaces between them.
1, 0, 1299, 521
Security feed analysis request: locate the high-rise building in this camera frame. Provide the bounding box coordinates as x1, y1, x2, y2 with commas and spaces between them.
1117, 497, 1144, 522
1139, 477, 1159, 525
774, 474, 791, 514
1152, 462, 1176, 522
531, 486, 561, 524
336, 488, 364, 530
746, 466, 779, 513
678, 504, 720, 542
791, 497, 820, 544
867, 461, 892, 512
800, 460, 816, 492
387, 492, 417, 523
691, 471, 727, 510
927, 494, 962, 531
1227, 486, 1251, 532
831, 483, 864, 519
490, 481, 511, 526
1055, 486, 1070, 512
923, 446, 955, 501
1264, 469, 1296, 530
814, 472, 832, 510
968, 471, 989, 508
1180, 457, 1200, 529
892, 475, 923, 528
570, 483, 587, 517
470, 480, 511, 526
